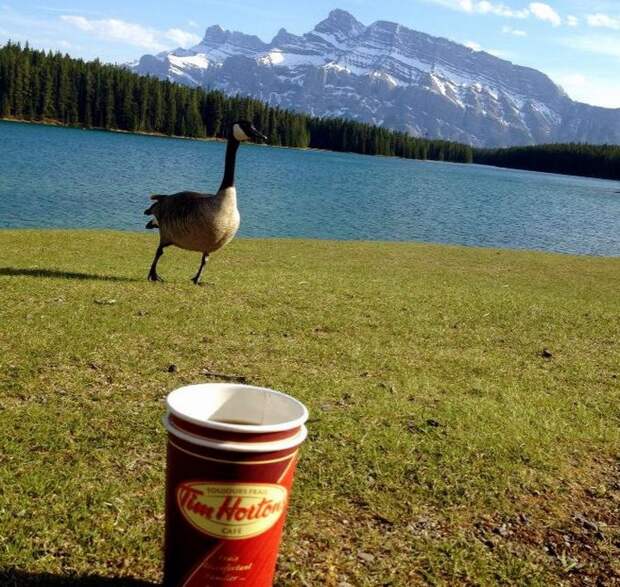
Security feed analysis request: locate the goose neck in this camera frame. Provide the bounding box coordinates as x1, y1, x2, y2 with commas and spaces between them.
218, 137, 240, 192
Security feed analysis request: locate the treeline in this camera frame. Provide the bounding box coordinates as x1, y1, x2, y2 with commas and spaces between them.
0, 42, 473, 163
473, 144, 620, 181
2, 42, 619, 179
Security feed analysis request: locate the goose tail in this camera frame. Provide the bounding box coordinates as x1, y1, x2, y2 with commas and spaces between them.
144, 194, 165, 216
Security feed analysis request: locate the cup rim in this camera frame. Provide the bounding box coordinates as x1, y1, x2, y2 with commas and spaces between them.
166, 383, 309, 434
163, 415, 308, 453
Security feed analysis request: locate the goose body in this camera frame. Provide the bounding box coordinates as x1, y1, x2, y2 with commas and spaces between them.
144, 121, 266, 284
147, 188, 240, 254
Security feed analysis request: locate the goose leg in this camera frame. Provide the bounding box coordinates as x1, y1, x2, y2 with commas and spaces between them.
148, 244, 166, 282
191, 253, 209, 285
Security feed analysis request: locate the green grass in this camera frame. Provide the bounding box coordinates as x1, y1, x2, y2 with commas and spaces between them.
0, 230, 618, 586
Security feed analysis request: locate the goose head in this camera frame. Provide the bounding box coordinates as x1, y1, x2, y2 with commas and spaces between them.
232, 120, 268, 143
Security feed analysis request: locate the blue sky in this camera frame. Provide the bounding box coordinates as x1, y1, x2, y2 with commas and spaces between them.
1, 0, 619, 108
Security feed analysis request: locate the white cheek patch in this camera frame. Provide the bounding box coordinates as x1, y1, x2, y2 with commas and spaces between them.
233, 124, 249, 141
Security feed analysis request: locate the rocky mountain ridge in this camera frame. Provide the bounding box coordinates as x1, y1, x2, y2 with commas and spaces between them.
132, 9, 620, 147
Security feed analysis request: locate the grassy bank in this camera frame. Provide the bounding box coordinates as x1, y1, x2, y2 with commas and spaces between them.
0, 231, 618, 586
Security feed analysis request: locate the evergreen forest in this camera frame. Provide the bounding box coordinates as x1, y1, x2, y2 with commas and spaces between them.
2, 42, 619, 180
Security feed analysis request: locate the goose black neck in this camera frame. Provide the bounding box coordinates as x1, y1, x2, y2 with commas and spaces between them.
219, 137, 240, 192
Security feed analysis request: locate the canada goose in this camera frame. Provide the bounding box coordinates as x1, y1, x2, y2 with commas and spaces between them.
144, 120, 267, 284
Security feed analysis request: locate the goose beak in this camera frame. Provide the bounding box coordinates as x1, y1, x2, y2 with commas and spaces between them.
251, 127, 268, 143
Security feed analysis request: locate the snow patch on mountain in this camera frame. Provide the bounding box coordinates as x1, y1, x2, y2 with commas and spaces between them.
132, 9, 620, 147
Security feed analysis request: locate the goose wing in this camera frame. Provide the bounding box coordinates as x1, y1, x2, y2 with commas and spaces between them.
144, 191, 217, 225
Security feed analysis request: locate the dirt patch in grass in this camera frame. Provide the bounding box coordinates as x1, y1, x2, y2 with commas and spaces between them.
469, 455, 619, 586
276, 457, 619, 586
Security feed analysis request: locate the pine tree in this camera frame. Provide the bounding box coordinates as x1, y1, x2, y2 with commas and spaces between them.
103, 77, 116, 129
164, 84, 176, 135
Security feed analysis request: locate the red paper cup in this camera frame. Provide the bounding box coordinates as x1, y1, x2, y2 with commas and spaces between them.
162, 383, 309, 587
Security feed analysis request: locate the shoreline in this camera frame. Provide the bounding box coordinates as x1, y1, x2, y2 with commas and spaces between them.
0, 115, 226, 143
0, 227, 617, 260
0, 116, 438, 159
3, 116, 619, 183
0, 116, 327, 152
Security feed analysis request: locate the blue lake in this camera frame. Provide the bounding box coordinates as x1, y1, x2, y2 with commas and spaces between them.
1, 120, 619, 256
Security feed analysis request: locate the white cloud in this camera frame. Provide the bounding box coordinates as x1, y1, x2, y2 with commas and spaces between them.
60, 15, 200, 51
60, 15, 91, 30
187, 20, 199, 29
502, 25, 528, 36
552, 71, 620, 108
529, 3, 562, 27
433, 1, 578, 29
587, 13, 620, 30
561, 34, 620, 59
40, 7, 105, 16
429, 0, 528, 18
60, 15, 165, 50
165, 28, 200, 47
555, 72, 587, 88
464, 40, 513, 59
474, 1, 529, 18
487, 48, 513, 59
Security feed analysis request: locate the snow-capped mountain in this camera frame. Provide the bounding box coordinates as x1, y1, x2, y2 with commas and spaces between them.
131, 9, 620, 147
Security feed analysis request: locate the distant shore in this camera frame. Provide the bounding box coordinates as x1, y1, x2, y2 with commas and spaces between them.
0, 116, 326, 151
0, 115, 478, 163
0, 115, 226, 143
2, 116, 620, 183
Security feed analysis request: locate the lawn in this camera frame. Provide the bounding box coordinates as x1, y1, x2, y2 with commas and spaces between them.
0, 230, 618, 586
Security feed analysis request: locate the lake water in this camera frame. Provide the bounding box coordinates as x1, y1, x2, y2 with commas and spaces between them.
1, 120, 619, 256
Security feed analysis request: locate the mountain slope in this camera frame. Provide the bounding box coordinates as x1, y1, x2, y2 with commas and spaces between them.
132, 9, 620, 148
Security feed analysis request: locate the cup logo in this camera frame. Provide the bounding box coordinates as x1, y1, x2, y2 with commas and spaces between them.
177, 482, 288, 540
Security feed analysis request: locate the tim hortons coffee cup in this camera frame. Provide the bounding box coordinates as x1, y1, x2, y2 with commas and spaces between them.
162, 383, 309, 587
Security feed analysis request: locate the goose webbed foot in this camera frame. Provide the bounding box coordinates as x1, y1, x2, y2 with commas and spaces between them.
148, 272, 163, 282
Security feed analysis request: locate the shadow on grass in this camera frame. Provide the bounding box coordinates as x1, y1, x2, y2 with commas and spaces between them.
0, 569, 156, 586
0, 267, 138, 282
